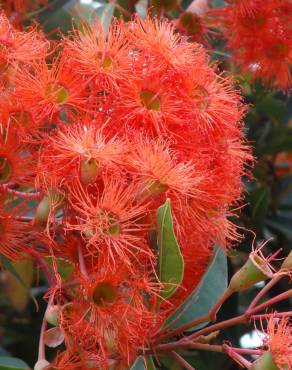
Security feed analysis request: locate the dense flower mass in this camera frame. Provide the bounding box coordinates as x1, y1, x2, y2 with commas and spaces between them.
253, 316, 292, 370
213, 0, 292, 91
0, 12, 251, 369
0, 0, 48, 26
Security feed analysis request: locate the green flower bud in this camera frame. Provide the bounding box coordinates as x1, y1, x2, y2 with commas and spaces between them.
45, 305, 59, 326
229, 251, 273, 292
251, 351, 278, 370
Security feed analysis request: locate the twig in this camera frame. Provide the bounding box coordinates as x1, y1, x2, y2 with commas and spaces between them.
154, 287, 233, 342
223, 345, 252, 369
247, 275, 282, 311
2, 185, 41, 199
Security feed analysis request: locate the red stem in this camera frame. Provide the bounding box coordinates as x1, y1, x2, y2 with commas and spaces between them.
185, 289, 292, 341
154, 287, 233, 342
249, 289, 292, 314
247, 275, 281, 311
2, 186, 41, 199
223, 345, 252, 369
251, 311, 292, 320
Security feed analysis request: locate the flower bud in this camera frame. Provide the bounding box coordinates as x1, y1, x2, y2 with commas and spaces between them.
34, 359, 51, 370
229, 252, 273, 292
45, 305, 59, 326
34, 191, 64, 230
137, 178, 167, 200
34, 196, 50, 227
251, 351, 278, 370
80, 158, 100, 185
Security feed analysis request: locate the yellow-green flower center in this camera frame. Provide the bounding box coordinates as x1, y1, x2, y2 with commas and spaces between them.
10, 111, 32, 128
140, 90, 161, 111
92, 282, 117, 307
192, 85, 209, 110
45, 83, 69, 104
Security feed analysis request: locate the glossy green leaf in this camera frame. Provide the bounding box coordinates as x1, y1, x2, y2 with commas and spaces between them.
212, 0, 225, 8
0, 255, 26, 287
266, 216, 292, 240
164, 247, 227, 331
157, 199, 184, 299
131, 356, 156, 370
249, 186, 271, 230
256, 94, 287, 121
0, 255, 38, 309
4, 260, 34, 312
93, 3, 115, 32
135, 0, 148, 18
0, 357, 29, 370
45, 257, 73, 281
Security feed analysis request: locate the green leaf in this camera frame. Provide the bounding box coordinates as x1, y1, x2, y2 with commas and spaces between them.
157, 199, 184, 299
0, 255, 38, 310
164, 247, 227, 331
257, 126, 292, 156
0, 255, 26, 287
4, 260, 34, 312
256, 94, 287, 121
131, 356, 156, 370
0, 357, 29, 370
266, 216, 292, 240
249, 186, 271, 230
212, 0, 226, 8
43, 7, 73, 36
45, 257, 73, 281
135, 0, 148, 19
93, 3, 115, 33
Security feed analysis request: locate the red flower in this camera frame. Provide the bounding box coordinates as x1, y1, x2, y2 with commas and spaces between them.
37, 120, 126, 188
0, 190, 31, 260
127, 16, 200, 72
126, 136, 204, 200
0, 125, 35, 185
63, 19, 130, 91
0, 13, 48, 65
257, 316, 292, 370
60, 264, 163, 368
1, 1, 48, 25
14, 56, 92, 122
67, 175, 153, 267
214, 0, 292, 90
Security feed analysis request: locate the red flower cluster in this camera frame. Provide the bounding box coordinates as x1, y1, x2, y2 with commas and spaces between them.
0, 12, 250, 369
214, 0, 292, 91
0, 0, 47, 26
